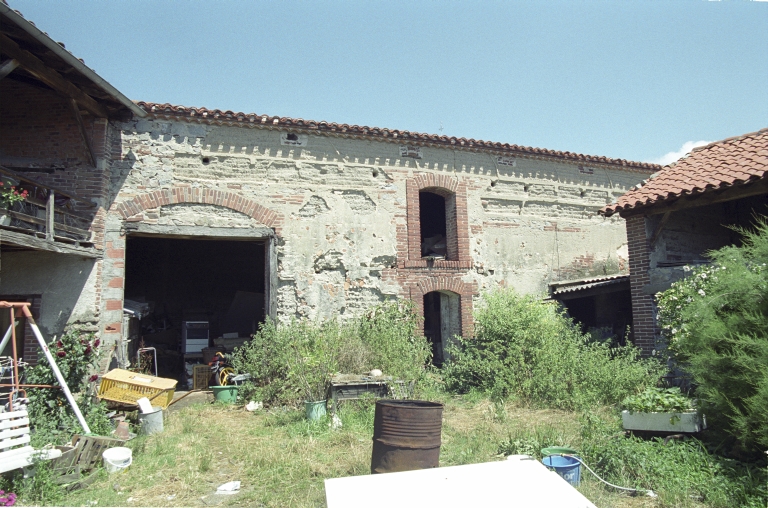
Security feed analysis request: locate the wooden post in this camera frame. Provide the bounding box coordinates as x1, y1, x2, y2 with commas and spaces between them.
46, 190, 55, 241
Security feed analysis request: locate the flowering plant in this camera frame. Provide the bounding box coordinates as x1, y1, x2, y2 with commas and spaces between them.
25, 328, 112, 446
0, 490, 16, 507
656, 263, 719, 357
0, 179, 28, 208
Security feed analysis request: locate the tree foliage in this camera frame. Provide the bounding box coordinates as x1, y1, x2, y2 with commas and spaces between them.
657, 217, 768, 452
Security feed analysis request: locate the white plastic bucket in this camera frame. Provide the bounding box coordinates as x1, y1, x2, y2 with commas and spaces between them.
102, 446, 132, 473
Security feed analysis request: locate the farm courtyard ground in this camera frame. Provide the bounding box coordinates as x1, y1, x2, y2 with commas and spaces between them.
55, 394, 662, 508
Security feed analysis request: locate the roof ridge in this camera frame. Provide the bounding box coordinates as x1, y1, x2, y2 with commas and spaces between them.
689, 127, 768, 155
134, 101, 661, 171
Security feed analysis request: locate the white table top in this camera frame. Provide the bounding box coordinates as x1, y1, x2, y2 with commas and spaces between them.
325, 455, 597, 508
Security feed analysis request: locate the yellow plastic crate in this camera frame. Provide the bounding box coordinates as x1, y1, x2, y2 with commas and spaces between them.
97, 369, 177, 409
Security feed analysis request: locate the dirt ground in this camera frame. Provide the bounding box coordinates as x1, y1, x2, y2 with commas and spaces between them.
167, 390, 214, 412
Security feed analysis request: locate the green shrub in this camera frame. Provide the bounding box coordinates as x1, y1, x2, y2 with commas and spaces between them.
356, 300, 432, 381
24, 328, 112, 446
231, 300, 431, 406
622, 386, 695, 413
443, 289, 663, 409
656, 217, 768, 452
579, 414, 767, 507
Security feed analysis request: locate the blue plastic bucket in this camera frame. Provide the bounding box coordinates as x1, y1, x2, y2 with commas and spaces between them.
542, 455, 581, 486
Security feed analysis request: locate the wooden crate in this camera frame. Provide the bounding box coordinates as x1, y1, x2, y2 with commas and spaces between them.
193, 364, 212, 390
98, 369, 177, 409
70, 434, 125, 471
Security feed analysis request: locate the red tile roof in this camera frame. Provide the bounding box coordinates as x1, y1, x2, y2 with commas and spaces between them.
135, 101, 659, 172
601, 128, 768, 217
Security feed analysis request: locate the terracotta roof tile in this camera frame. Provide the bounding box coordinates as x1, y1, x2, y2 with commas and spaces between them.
601, 128, 768, 217
135, 101, 659, 172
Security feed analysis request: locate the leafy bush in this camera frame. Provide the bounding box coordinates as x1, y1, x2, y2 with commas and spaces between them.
231, 300, 431, 406
657, 217, 768, 451
443, 289, 663, 409
622, 387, 695, 413
24, 328, 112, 446
356, 300, 431, 382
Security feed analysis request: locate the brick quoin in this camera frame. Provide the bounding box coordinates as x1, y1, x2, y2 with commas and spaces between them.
625, 215, 656, 356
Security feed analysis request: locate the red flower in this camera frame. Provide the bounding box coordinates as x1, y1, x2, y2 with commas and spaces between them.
84, 347, 92, 355
56, 341, 63, 348
89, 375, 99, 382
56, 351, 66, 358
93, 339, 100, 348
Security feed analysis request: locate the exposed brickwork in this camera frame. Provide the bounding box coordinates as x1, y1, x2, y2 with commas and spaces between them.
114, 187, 283, 233
626, 215, 655, 355
405, 173, 470, 264
382, 269, 477, 338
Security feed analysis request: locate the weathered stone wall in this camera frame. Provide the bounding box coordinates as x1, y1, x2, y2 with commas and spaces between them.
97, 116, 651, 341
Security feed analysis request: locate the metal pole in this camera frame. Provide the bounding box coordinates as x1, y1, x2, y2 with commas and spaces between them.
22, 306, 91, 434
10, 308, 20, 404
0, 322, 13, 353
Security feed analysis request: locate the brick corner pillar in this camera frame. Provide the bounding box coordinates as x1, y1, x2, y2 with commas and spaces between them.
626, 215, 656, 356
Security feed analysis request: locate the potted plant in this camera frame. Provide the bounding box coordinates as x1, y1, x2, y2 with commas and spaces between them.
1, 178, 28, 225
288, 322, 340, 421
621, 387, 706, 433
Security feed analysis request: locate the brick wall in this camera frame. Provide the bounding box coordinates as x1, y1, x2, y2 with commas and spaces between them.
626, 215, 656, 355
0, 80, 110, 248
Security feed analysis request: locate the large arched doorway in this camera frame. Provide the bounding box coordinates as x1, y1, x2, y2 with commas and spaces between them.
422, 290, 461, 367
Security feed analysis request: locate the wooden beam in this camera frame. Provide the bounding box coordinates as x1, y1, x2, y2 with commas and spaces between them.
0, 208, 90, 237
621, 178, 768, 218
0, 58, 19, 80
0, 229, 100, 258
0, 33, 108, 118
69, 99, 97, 167
649, 211, 671, 248
46, 190, 55, 241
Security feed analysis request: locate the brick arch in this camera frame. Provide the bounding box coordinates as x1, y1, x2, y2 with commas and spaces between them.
114, 186, 283, 232
408, 275, 476, 339
414, 173, 458, 194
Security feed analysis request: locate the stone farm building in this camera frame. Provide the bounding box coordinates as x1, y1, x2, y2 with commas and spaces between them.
0, 6, 660, 377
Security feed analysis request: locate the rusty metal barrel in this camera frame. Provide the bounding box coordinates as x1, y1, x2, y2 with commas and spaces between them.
370, 399, 444, 474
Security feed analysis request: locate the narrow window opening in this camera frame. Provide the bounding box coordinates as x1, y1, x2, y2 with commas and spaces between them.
423, 290, 462, 367
419, 191, 446, 258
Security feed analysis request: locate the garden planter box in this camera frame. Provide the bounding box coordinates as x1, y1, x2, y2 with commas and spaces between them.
621, 410, 706, 433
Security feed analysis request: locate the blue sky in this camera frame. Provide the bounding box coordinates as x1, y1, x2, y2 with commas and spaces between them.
8, 0, 768, 164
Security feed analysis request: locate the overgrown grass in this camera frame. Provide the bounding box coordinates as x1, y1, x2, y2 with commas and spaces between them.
5, 394, 764, 507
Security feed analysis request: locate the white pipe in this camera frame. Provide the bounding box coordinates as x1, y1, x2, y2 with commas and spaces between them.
0, 323, 13, 353
28, 321, 91, 434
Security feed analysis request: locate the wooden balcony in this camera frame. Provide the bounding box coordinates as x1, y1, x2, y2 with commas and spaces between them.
0, 165, 101, 258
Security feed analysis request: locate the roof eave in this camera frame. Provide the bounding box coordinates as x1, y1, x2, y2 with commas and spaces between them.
0, 4, 146, 118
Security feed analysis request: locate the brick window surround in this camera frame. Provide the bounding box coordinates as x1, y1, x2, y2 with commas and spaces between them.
405, 173, 471, 269
406, 276, 476, 339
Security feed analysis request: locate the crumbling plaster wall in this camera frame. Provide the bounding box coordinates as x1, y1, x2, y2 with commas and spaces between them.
102, 117, 649, 332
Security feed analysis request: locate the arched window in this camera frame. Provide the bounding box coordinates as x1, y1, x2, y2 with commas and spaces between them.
418, 188, 458, 261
